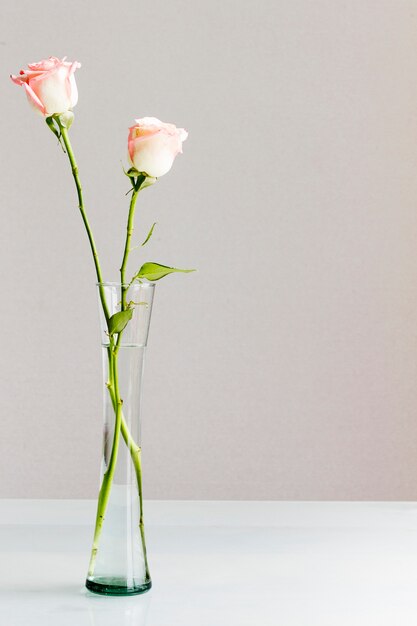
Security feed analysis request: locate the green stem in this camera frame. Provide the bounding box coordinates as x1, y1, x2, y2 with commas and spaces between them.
58, 124, 110, 324
90, 345, 150, 580
88, 341, 123, 577
118, 174, 150, 577
53, 120, 119, 578
120, 417, 150, 580
120, 175, 146, 310
89, 178, 149, 579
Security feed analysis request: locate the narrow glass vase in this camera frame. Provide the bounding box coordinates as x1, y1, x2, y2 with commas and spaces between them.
85, 281, 155, 596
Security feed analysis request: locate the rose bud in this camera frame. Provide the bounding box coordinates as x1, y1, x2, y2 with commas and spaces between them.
128, 117, 188, 178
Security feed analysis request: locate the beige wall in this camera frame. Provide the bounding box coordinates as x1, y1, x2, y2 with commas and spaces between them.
1, 0, 417, 499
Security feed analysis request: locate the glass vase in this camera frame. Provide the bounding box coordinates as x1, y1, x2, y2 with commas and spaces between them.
85, 281, 155, 596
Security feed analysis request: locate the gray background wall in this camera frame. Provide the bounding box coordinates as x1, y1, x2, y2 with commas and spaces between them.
1, 0, 417, 499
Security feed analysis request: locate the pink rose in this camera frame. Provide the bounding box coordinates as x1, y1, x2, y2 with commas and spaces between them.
128, 117, 188, 178
10, 57, 81, 116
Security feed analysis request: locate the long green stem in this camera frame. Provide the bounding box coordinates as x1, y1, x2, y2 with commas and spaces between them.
87, 173, 150, 579
87, 342, 123, 577
120, 421, 150, 579
55, 122, 119, 577
120, 175, 146, 309
117, 175, 150, 578
104, 347, 150, 579
120, 189, 139, 299
58, 124, 110, 324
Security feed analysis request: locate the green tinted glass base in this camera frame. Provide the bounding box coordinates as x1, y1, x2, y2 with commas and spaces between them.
86, 577, 152, 596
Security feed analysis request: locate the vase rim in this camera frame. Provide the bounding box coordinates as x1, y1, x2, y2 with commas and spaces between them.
97, 281, 155, 288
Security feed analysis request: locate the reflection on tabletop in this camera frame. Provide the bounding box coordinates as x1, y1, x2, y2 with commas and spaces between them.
86, 591, 151, 626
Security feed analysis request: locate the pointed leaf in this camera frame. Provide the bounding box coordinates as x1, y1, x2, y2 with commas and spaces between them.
108, 308, 133, 335
123, 166, 140, 178
140, 176, 157, 189
136, 262, 196, 282
134, 173, 147, 191
141, 222, 157, 247
45, 116, 60, 139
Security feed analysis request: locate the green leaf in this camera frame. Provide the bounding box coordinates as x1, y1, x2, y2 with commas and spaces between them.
45, 116, 66, 153
135, 262, 196, 282
140, 176, 157, 189
123, 166, 140, 178
122, 166, 155, 193
45, 116, 60, 139
134, 173, 147, 191
108, 308, 133, 335
141, 222, 157, 247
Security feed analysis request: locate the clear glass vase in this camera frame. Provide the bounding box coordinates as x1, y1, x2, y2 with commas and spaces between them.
85, 281, 155, 596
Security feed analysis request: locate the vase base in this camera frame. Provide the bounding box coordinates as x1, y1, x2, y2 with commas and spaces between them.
85, 577, 152, 596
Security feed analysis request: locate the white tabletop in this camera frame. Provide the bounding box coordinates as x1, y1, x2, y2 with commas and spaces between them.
0, 500, 416, 626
